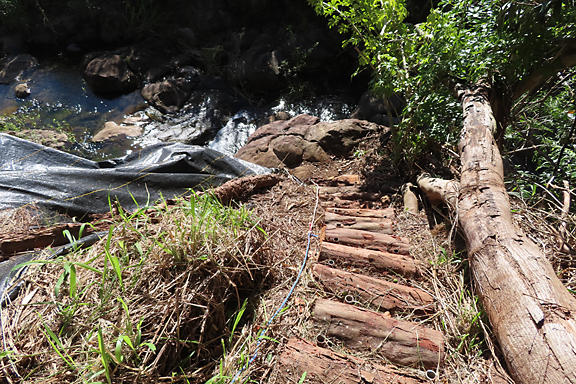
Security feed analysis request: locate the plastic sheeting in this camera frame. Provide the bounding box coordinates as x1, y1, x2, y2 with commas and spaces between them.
0, 133, 270, 216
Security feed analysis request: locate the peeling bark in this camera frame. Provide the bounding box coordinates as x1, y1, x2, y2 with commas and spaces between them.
325, 207, 395, 219
324, 227, 410, 255
276, 338, 425, 384
312, 263, 435, 313
325, 211, 394, 233
313, 299, 444, 369
206, 173, 283, 205
319, 242, 422, 277
426, 85, 576, 384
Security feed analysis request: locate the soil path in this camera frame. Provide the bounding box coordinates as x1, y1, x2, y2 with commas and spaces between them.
275, 174, 444, 383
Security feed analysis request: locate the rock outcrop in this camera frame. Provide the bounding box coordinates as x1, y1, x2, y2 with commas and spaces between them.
234, 114, 386, 168
0, 54, 38, 84
142, 78, 196, 114
92, 121, 143, 142
81, 53, 138, 95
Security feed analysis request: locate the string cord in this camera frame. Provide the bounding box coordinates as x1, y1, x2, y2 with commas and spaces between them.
229, 184, 319, 383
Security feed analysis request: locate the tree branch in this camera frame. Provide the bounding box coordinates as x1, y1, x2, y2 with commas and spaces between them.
512, 50, 576, 100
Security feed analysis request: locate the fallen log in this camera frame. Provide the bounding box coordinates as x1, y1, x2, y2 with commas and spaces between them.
319, 242, 422, 277
312, 263, 435, 313
325, 211, 394, 233
203, 173, 283, 205
322, 197, 377, 209
324, 227, 410, 255
0, 223, 102, 257
276, 337, 425, 384
148, 173, 283, 211
418, 85, 576, 383
313, 299, 444, 369
321, 191, 383, 201
416, 174, 458, 209
325, 207, 395, 219
325, 174, 360, 185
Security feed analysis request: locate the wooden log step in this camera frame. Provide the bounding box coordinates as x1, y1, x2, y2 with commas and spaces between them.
0, 223, 106, 257
326, 207, 395, 219
324, 227, 410, 255
325, 174, 360, 186
325, 211, 394, 234
277, 338, 426, 384
319, 242, 422, 278
313, 299, 444, 369
312, 263, 435, 313
321, 191, 383, 201
321, 198, 378, 209
319, 185, 364, 194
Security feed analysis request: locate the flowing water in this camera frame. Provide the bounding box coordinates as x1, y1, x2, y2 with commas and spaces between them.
0, 61, 354, 160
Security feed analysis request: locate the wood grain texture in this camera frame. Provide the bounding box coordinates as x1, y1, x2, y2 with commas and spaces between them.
319, 242, 421, 277
325, 207, 395, 219
313, 299, 444, 369
324, 227, 410, 255
276, 337, 426, 384
325, 211, 394, 233
457, 85, 576, 383
312, 263, 435, 313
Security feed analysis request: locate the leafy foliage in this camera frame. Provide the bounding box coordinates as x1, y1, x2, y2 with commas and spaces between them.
506, 71, 576, 205
309, 0, 576, 174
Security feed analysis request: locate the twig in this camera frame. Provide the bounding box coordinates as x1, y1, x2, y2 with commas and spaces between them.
557, 180, 574, 254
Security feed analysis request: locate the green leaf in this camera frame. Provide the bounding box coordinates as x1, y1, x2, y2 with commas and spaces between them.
123, 335, 135, 351
142, 342, 156, 352
69, 264, 77, 298
55, 270, 67, 298
115, 337, 124, 363
98, 327, 112, 384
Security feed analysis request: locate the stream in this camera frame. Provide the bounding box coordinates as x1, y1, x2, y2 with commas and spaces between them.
0, 61, 354, 161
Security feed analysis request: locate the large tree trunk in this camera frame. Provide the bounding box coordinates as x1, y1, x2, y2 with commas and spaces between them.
427, 85, 576, 383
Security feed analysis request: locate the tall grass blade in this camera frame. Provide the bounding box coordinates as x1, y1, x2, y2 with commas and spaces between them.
41, 322, 75, 370
98, 327, 112, 384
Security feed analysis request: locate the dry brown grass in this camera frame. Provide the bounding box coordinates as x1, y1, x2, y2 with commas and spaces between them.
1, 194, 275, 383
2, 133, 573, 384
510, 195, 576, 297
0, 206, 43, 236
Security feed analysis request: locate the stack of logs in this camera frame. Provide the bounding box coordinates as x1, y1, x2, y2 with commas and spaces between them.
276, 174, 445, 383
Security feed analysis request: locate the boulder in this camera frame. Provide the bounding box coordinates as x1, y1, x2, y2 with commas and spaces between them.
81, 53, 138, 95
234, 114, 385, 168
0, 54, 38, 84
142, 78, 197, 114
8, 129, 68, 149
92, 121, 143, 142
15, 83, 30, 98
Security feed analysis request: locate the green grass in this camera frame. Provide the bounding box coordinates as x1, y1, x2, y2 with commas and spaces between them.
3, 192, 269, 383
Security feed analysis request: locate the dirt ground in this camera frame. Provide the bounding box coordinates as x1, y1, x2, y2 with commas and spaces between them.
1, 132, 574, 383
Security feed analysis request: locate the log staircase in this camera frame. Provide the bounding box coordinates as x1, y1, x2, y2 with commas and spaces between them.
276, 174, 444, 383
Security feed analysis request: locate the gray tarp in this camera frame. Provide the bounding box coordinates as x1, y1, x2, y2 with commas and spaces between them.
0, 133, 270, 304
0, 133, 269, 217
